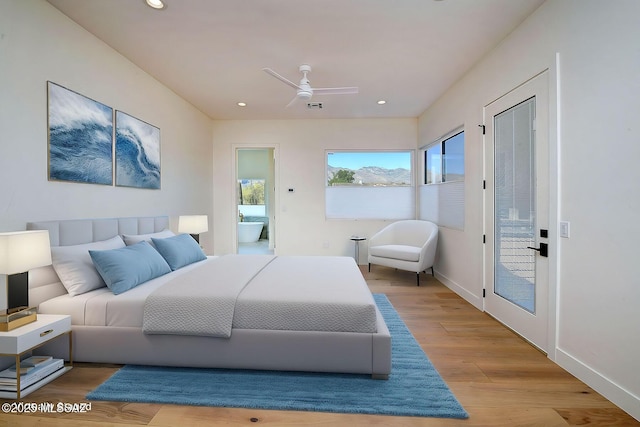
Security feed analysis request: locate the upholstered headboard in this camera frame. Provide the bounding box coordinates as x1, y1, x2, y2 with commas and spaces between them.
26, 216, 170, 307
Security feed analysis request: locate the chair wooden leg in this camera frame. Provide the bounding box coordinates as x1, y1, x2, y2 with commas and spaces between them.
416, 272, 420, 286
431, 266, 434, 276
368, 263, 371, 272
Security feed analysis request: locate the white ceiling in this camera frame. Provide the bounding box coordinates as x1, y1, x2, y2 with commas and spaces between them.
46, 0, 544, 120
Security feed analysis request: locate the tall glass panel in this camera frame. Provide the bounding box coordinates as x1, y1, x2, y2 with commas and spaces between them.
442, 131, 464, 183
494, 97, 536, 313
425, 145, 441, 184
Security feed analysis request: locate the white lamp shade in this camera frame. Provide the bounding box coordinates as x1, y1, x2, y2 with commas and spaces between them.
178, 215, 208, 235
0, 230, 52, 275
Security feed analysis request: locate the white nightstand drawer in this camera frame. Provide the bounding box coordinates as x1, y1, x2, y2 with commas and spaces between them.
0, 314, 71, 355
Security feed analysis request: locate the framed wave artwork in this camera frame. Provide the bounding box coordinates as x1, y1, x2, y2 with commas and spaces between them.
48, 82, 113, 185
115, 111, 161, 189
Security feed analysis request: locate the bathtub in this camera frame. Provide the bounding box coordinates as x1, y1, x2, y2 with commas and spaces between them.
238, 221, 264, 243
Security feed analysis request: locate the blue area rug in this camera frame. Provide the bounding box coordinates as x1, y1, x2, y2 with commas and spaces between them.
87, 294, 468, 419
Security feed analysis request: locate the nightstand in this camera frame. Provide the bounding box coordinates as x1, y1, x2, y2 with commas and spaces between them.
0, 314, 72, 399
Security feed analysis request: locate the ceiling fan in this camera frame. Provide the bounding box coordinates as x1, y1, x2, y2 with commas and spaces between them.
262, 65, 358, 108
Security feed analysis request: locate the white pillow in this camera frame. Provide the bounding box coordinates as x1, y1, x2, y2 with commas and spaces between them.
122, 229, 175, 246
51, 236, 126, 296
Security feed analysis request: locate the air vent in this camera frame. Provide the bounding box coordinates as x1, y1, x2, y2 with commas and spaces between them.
307, 102, 323, 109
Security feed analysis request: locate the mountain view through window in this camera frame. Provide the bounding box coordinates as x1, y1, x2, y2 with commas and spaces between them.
327, 151, 411, 186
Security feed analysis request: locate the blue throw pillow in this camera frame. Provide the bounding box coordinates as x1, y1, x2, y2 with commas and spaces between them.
89, 241, 171, 295
151, 233, 207, 270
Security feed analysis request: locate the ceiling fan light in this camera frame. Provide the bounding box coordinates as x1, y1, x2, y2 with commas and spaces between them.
265, 65, 358, 108
298, 90, 313, 100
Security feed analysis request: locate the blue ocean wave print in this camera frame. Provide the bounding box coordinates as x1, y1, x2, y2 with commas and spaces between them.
115, 111, 160, 189
48, 83, 113, 185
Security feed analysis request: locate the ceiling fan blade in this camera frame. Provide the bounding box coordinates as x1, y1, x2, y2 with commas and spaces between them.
313, 87, 359, 95
262, 68, 301, 90
285, 96, 300, 108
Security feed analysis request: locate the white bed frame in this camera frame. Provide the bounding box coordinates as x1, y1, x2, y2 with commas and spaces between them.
27, 216, 391, 378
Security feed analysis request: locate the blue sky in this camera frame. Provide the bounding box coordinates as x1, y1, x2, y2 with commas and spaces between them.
327, 151, 411, 170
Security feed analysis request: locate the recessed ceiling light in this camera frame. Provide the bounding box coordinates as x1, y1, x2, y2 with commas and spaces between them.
377, 100, 387, 105
237, 102, 247, 107
145, 0, 166, 10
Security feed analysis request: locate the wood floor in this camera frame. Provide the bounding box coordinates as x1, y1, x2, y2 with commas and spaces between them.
1, 267, 637, 427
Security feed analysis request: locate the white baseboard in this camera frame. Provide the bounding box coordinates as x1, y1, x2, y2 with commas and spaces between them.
555, 348, 640, 422
433, 269, 639, 422
434, 270, 483, 310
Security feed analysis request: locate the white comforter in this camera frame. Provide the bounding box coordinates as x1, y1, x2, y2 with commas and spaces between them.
142, 255, 378, 338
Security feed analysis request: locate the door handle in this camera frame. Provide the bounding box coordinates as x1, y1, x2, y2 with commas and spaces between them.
527, 242, 548, 257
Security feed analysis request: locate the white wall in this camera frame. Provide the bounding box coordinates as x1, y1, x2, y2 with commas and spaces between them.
212, 118, 417, 262
0, 0, 214, 252
4, 0, 637, 419
418, 0, 640, 419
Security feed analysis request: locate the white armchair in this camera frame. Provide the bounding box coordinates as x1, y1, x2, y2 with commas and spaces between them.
367, 220, 438, 286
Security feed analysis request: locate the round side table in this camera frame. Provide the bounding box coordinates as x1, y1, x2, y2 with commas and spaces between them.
350, 236, 367, 264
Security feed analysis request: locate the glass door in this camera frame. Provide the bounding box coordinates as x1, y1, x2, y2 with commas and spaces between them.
494, 98, 537, 313
484, 72, 549, 352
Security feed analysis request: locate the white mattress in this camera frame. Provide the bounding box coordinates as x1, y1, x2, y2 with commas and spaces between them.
233, 256, 377, 333
38, 255, 377, 334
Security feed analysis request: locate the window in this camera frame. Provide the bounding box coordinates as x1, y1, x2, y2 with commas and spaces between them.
425, 145, 441, 184
443, 131, 464, 182
237, 179, 266, 216
420, 129, 465, 230
424, 131, 464, 184
325, 151, 414, 219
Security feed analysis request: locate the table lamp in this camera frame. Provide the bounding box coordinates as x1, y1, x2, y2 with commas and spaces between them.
178, 215, 208, 243
0, 230, 51, 331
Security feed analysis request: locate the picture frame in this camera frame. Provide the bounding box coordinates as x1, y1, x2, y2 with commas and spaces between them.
47, 82, 113, 185
115, 110, 161, 189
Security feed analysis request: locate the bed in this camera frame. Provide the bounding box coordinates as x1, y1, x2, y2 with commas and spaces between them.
26, 216, 391, 379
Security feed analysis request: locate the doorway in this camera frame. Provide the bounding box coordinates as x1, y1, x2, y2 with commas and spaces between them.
484, 72, 549, 352
236, 148, 276, 255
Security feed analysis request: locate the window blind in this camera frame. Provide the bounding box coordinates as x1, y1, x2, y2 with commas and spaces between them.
419, 181, 464, 230
326, 186, 415, 220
